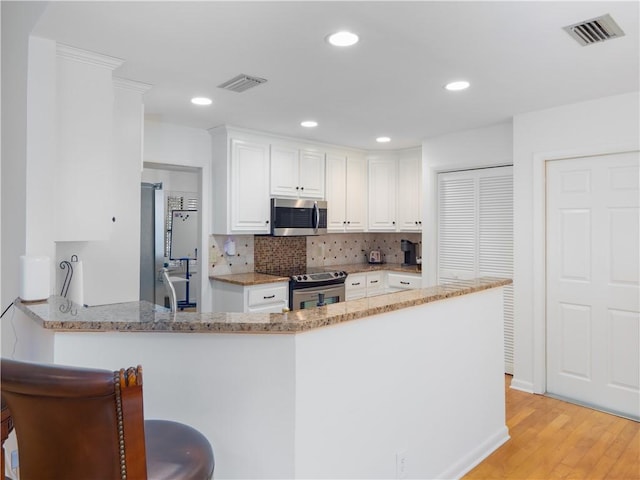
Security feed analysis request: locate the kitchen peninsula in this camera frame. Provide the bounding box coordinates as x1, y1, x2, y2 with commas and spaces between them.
16, 278, 510, 479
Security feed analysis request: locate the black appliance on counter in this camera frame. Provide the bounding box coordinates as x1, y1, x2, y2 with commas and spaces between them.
289, 270, 347, 310
401, 239, 418, 266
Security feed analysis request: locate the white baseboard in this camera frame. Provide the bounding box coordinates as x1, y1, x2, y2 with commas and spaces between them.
437, 425, 510, 480
510, 377, 535, 393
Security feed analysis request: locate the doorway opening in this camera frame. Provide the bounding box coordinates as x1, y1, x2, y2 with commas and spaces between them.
140, 163, 202, 312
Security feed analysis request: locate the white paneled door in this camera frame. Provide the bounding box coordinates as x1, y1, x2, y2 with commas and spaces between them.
546, 152, 640, 420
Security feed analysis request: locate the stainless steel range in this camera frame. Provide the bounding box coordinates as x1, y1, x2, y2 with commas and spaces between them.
289, 270, 347, 310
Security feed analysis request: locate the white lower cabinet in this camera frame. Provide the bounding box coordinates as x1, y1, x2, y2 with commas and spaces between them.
345, 272, 387, 300
386, 272, 421, 293
365, 271, 385, 296
345, 273, 367, 300
212, 281, 288, 313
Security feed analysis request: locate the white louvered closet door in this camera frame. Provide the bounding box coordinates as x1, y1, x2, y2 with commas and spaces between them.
438, 166, 514, 374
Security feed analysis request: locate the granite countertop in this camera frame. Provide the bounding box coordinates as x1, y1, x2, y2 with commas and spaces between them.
210, 272, 290, 286
336, 263, 421, 275
210, 263, 421, 286
16, 277, 511, 334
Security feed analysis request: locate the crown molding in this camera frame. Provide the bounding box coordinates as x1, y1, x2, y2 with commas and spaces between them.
113, 77, 153, 94
56, 44, 124, 70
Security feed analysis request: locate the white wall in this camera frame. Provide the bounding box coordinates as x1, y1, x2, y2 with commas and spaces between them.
50, 287, 506, 479
512, 91, 640, 394
421, 122, 513, 285
1, 2, 48, 358
144, 120, 212, 310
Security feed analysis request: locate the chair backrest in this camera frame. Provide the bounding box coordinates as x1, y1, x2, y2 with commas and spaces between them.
1, 358, 148, 480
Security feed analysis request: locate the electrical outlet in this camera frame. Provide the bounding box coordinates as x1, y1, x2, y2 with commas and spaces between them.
395, 451, 407, 479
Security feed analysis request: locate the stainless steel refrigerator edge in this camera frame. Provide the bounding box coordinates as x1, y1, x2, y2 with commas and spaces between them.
140, 183, 165, 306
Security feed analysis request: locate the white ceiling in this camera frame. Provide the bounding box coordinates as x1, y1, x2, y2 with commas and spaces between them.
31, 1, 639, 150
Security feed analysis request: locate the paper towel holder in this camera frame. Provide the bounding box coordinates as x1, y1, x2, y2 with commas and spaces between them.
59, 255, 78, 298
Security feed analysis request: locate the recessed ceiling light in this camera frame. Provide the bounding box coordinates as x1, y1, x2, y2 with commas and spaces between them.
191, 97, 212, 106
327, 31, 359, 47
376, 136, 391, 143
444, 81, 470, 91
301, 120, 318, 128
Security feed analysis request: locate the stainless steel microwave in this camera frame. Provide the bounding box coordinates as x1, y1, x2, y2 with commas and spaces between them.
270, 198, 327, 236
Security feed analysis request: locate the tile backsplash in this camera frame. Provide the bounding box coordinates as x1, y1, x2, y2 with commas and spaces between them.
209, 232, 422, 277
208, 235, 255, 276
306, 233, 421, 268
254, 236, 306, 276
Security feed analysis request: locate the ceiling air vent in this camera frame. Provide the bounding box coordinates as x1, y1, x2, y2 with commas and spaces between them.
564, 14, 625, 46
217, 74, 267, 93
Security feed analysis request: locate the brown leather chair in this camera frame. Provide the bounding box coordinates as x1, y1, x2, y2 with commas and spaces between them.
1, 358, 214, 480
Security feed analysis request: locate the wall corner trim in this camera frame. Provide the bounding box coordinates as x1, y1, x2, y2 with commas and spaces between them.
56, 43, 124, 70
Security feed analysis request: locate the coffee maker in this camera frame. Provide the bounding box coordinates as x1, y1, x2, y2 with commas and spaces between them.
401, 239, 418, 266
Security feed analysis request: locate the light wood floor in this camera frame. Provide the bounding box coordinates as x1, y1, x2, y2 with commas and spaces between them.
463, 375, 640, 480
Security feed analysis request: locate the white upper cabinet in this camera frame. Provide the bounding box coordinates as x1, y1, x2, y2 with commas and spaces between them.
345, 153, 368, 231
270, 144, 325, 199
325, 153, 347, 230
54, 45, 124, 241
326, 152, 367, 232
211, 127, 271, 234
231, 139, 271, 232
368, 157, 398, 231
397, 152, 422, 231
270, 144, 300, 197
367, 149, 422, 232
298, 149, 325, 198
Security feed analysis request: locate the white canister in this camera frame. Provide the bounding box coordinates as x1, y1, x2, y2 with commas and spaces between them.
20, 255, 51, 302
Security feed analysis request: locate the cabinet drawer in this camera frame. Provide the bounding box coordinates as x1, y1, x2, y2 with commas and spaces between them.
247, 284, 288, 307
345, 273, 366, 300
345, 273, 366, 291
386, 272, 421, 290
366, 272, 385, 296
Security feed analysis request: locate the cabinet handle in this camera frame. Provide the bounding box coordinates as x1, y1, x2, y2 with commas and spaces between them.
296, 186, 299, 190
263, 294, 276, 299
343, 221, 347, 224
300, 186, 304, 190
392, 221, 396, 225
400, 281, 410, 285
370, 280, 378, 284
347, 221, 351, 224
265, 220, 269, 224
351, 282, 361, 286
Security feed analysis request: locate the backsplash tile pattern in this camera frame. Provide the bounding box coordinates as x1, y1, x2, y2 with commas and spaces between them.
307, 233, 421, 268
208, 235, 254, 276
210, 232, 421, 277
254, 236, 306, 276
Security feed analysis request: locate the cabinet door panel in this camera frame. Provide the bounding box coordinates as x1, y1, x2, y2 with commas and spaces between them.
231, 139, 270, 232
368, 158, 397, 231
346, 154, 367, 231
270, 144, 300, 197
397, 155, 422, 231
325, 154, 347, 231
299, 149, 325, 199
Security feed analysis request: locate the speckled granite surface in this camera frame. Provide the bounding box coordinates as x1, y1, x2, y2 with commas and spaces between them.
210, 263, 420, 285
16, 277, 511, 334
210, 272, 290, 286
336, 263, 421, 275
